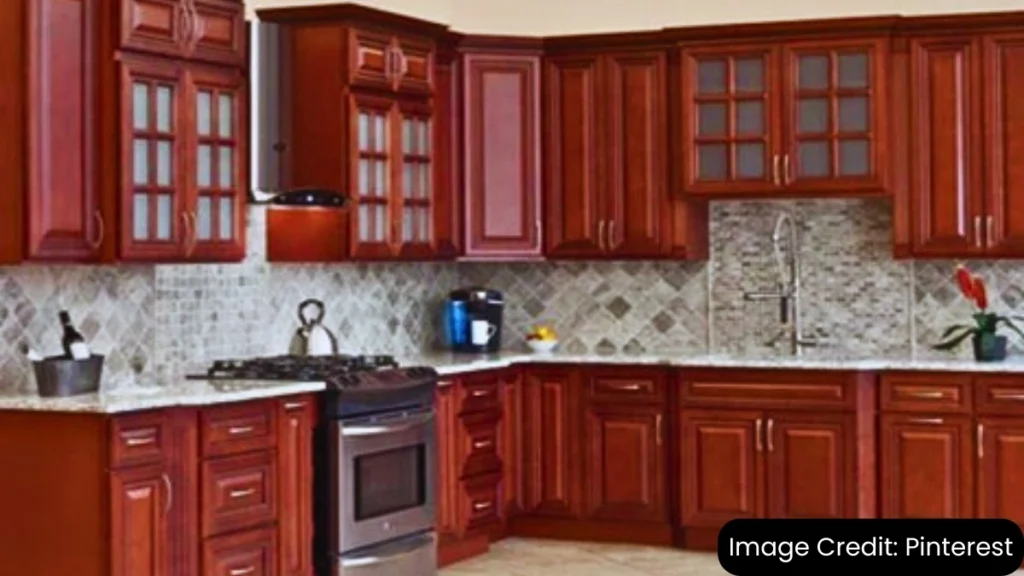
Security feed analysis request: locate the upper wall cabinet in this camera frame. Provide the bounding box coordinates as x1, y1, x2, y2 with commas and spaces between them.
119, 0, 246, 65
350, 28, 434, 95
905, 28, 1024, 258
678, 36, 890, 197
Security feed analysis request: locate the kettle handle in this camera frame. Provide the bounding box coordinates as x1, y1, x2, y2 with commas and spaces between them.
298, 299, 326, 328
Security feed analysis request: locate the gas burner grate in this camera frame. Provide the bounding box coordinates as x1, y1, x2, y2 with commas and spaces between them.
203, 354, 399, 385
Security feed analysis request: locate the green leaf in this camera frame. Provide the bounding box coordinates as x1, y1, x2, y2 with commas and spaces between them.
997, 316, 1024, 340
934, 327, 977, 351
941, 324, 974, 339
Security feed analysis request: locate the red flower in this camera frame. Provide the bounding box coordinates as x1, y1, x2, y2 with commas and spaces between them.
955, 265, 975, 300
973, 276, 989, 310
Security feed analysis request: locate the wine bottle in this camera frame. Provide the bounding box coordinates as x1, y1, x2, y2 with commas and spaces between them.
58, 310, 90, 360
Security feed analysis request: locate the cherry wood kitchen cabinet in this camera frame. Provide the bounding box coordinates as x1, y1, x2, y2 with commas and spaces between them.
521, 366, 584, 518
544, 44, 707, 259
118, 0, 246, 65
903, 24, 1024, 258
676, 369, 876, 548
0, 395, 316, 576
676, 26, 891, 197
460, 45, 544, 260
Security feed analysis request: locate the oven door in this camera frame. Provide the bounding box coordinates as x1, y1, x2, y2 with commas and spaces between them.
337, 409, 436, 553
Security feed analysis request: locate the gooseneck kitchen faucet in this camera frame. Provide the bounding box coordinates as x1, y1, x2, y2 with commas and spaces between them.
743, 212, 819, 356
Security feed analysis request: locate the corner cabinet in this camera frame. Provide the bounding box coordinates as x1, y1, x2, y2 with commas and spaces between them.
678, 37, 889, 197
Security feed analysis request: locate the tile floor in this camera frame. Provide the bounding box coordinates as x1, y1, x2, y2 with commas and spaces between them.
439, 538, 727, 575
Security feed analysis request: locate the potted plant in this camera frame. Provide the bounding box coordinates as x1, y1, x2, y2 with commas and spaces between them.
934, 265, 1023, 361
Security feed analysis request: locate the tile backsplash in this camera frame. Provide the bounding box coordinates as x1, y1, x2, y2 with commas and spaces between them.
3, 200, 1024, 392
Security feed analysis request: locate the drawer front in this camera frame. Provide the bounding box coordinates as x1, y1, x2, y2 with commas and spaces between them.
459, 375, 500, 414
976, 376, 1024, 415
202, 451, 277, 537
203, 527, 278, 576
679, 369, 862, 411
587, 370, 666, 404
459, 473, 501, 532
202, 401, 275, 457
459, 411, 501, 478
110, 411, 170, 468
880, 373, 972, 414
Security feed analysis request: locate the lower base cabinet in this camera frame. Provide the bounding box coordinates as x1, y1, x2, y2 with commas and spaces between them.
0, 395, 316, 576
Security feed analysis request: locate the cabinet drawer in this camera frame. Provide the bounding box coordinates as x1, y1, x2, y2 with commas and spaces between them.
587, 369, 666, 404
202, 451, 277, 537
110, 410, 170, 468
458, 411, 501, 478
459, 472, 501, 532
203, 527, 278, 576
975, 377, 1024, 415
458, 376, 500, 414
118, 0, 186, 58
880, 373, 972, 414
679, 369, 865, 411
202, 401, 275, 457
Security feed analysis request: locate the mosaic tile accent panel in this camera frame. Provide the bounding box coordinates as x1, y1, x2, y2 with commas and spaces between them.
0, 266, 155, 392
708, 199, 914, 358
913, 260, 1024, 360
457, 261, 709, 355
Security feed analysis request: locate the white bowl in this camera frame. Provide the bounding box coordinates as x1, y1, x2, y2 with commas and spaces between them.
527, 339, 558, 353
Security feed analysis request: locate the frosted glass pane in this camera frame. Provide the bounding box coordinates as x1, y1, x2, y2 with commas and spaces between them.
156, 194, 171, 240
197, 91, 212, 136
735, 58, 764, 93
132, 83, 149, 130
197, 196, 212, 240
358, 113, 370, 151
736, 142, 765, 179
133, 139, 149, 185
374, 115, 386, 152
358, 205, 369, 241
403, 163, 414, 199
697, 103, 727, 137
156, 141, 172, 186
417, 207, 430, 242
798, 55, 829, 90
798, 141, 830, 178
156, 86, 172, 133
838, 97, 868, 133
736, 101, 764, 135
418, 121, 430, 155
420, 163, 430, 200
697, 144, 727, 180
697, 60, 726, 95
197, 145, 212, 188
218, 147, 233, 188
133, 194, 149, 240
403, 119, 413, 154
375, 206, 387, 241
375, 160, 386, 196
838, 53, 868, 89
839, 139, 870, 176
358, 159, 370, 195
218, 94, 232, 137
219, 197, 233, 240
403, 206, 414, 242
798, 98, 829, 134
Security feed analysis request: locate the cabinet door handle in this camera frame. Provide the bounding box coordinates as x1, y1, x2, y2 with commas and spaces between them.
89, 211, 105, 250
598, 220, 606, 251
180, 212, 191, 251
772, 154, 781, 186
783, 155, 792, 186
437, 380, 453, 388
228, 425, 254, 435
161, 473, 173, 515
535, 219, 542, 243
766, 418, 774, 452
229, 488, 256, 499
284, 401, 307, 411
471, 389, 491, 398
608, 220, 616, 250
991, 392, 1024, 401
190, 0, 204, 44
908, 417, 944, 425
610, 382, 641, 392
473, 439, 493, 450
974, 216, 982, 247
473, 501, 493, 511
229, 566, 256, 576
655, 414, 663, 446
188, 212, 198, 256
987, 215, 995, 247
977, 423, 985, 459
397, 48, 408, 76
179, 5, 193, 45
908, 391, 945, 399
755, 418, 763, 452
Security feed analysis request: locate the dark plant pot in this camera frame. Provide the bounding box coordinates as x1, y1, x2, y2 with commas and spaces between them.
973, 333, 1008, 362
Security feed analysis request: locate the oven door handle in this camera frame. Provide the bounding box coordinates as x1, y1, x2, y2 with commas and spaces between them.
340, 532, 435, 568
341, 413, 434, 437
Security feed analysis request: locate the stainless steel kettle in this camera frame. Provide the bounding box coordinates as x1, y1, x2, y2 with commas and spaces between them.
289, 299, 338, 356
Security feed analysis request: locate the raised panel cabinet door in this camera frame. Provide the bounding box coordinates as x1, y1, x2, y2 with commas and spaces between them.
185, 65, 247, 261
435, 381, 461, 539
522, 368, 582, 518
764, 412, 852, 519
188, 0, 245, 65
678, 410, 763, 526
879, 414, 973, 518
605, 51, 667, 257
584, 404, 666, 522
348, 28, 393, 91
118, 0, 188, 57
119, 55, 189, 261
110, 465, 173, 576
25, 0, 104, 261
780, 38, 889, 193
462, 53, 543, 258
277, 396, 315, 576
679, 45, 780, 195
396, 100, 436, 259
977, 417, 1024, 527
393, 34, 434, 95
544, 54, 605, 257
202, 527, 277, 576
983, 33, 1024, 257
908, 37, 985, 257
349, 93, 399, 259
498, 371, 524, 521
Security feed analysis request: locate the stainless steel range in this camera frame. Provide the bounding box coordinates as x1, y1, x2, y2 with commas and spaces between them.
197, 355, 439, 576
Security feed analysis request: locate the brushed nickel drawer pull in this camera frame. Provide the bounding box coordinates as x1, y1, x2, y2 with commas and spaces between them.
228, 426, 255, 435
991, 392, 1024, 401
471, 389, 491, 398
908, 418, 944, 425
438, 380, 453, 388
229, 566, 256, 576
473, 501, 493, 511
229, 488, 256, 499
755, 418, 763, 453
907, 391, 946, 399
978, 423, 985, 459
284, 401, 307, 410
125, 436, 156, 446
473, 439, 493, 450
611, 383, 642, 391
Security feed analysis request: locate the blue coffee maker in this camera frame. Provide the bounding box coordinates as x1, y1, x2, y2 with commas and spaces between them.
443, 288, 504, 353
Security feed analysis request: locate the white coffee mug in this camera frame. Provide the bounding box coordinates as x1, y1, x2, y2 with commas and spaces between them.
471, 320, 497, 345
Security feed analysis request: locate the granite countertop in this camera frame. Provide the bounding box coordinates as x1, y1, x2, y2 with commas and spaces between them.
5, 351, 1024, 414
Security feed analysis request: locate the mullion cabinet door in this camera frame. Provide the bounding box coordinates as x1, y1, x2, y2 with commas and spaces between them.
396, 100, 435, 259
349, 93, 398, 259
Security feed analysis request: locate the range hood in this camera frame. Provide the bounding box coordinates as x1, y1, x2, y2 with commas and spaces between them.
249, 21, 347, 209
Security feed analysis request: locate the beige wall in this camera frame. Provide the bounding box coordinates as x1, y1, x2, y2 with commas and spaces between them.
249, 0, 1023, 33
